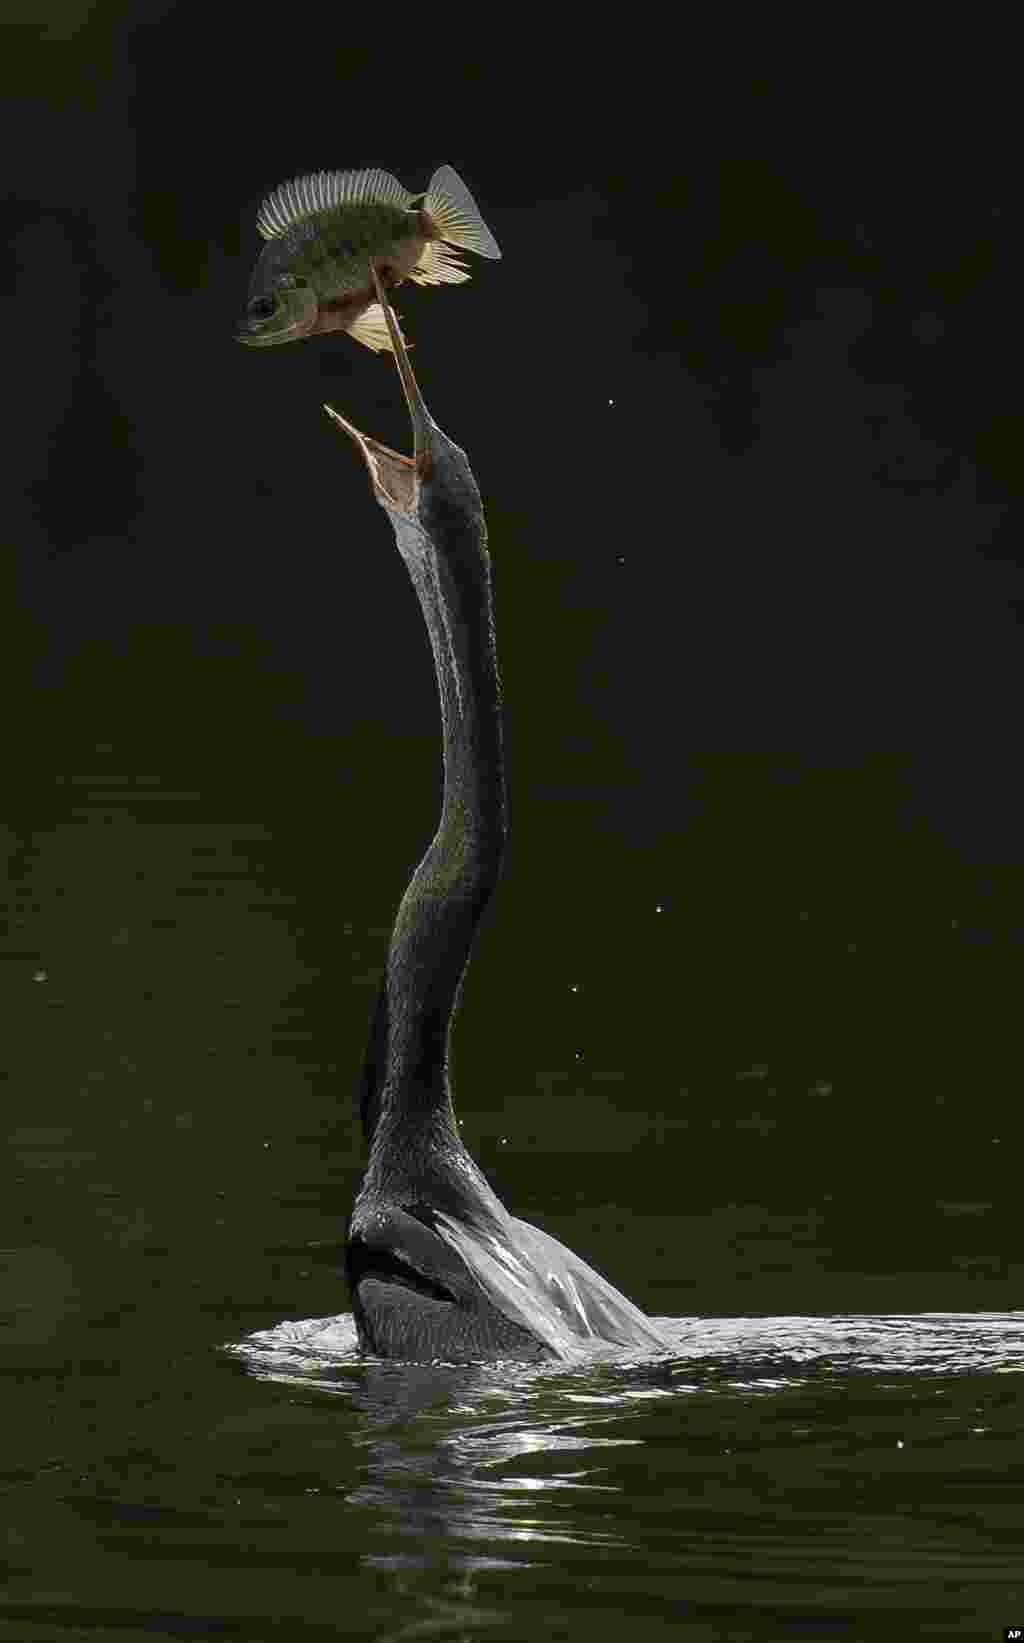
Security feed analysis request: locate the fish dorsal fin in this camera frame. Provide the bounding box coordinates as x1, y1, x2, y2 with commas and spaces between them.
347, 301, 412, 355
422, 165, 502, 259
256, 167, 414, 241
408, 241, 472, 286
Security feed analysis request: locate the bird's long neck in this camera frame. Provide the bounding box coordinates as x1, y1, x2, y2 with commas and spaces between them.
360, 492, 506, 1161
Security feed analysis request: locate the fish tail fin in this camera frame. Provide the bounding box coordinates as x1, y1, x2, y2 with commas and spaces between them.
422, 165, 502, 259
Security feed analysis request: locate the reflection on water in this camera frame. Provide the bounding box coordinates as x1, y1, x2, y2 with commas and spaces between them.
229, 1308, 1024, 1390
4, 1303, 1022, 1643
213, 1312, 1024, 1635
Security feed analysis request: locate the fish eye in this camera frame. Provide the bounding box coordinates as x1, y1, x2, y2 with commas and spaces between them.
247, 295, 277, 320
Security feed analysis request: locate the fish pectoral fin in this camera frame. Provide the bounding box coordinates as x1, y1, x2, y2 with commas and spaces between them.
408, 242, 472, 286
348, 302, 413, 354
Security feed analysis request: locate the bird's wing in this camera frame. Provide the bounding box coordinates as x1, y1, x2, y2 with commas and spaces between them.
432, 1209, 671, 1361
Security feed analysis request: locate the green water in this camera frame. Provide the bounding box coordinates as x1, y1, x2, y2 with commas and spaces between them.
3, 753, 1022, 1640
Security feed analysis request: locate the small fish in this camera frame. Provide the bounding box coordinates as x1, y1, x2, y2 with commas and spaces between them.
236, 163, 501, 352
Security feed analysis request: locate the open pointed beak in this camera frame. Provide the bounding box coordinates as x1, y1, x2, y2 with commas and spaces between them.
324, 262, 436, 510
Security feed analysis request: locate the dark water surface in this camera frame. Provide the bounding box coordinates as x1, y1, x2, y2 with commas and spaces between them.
5, 1286, 1024, 1640
4, 739, 1023, 1643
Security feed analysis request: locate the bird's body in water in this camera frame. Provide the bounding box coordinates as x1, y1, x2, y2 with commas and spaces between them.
323, 271, 670, 1364
236, 164, 501, 353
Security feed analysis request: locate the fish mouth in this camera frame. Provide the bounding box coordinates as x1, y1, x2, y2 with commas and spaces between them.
236, 329, 284, 348
235, 317, 305, 348
235, 289, 319, 347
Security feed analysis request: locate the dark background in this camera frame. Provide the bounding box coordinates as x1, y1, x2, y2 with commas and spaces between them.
3, 10, 1020, 1332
